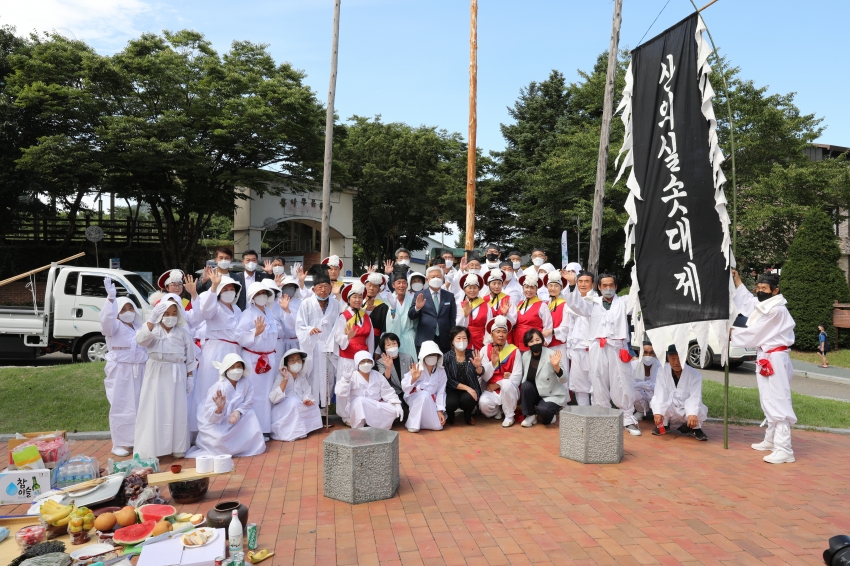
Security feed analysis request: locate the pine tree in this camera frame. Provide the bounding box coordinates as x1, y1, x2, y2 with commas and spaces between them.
781, 209, 850, 350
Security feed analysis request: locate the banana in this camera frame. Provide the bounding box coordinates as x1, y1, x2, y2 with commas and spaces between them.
52, 514, 72, 526
43, 503, 74, 525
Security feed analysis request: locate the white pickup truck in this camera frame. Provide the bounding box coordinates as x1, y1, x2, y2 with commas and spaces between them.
0, 265, 157, 362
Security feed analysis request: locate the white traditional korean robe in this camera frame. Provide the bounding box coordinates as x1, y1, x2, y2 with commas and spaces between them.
731, 287, 797, 455
650, 363, 708, 428
278, 297, 302, 353
134, 323, 195, 459
479, 345, 522, 418
401, 344, 447, 431
566, 289, 637, 426
335, 368, 401, 430
186, 378, 266, 458
633, 356, 660, 417
384, 292, 418, 360
237, 304, 279, 433
566, 290, 596, 404
269, 362, 323, 441
99, 298, 148, 448
295, 296, 340, 408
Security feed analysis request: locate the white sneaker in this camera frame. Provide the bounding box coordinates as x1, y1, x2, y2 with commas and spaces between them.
172, 452, 185, 459
111, 446, 129, 457
407, 428, 420, 433
495, 409, 504, 420
502, 417, 515, 428
751, 440, 775, 451
550, 415, 557, 424
521, 415, 537, 428
625, 424, 642, 436
763, 450, 795, 464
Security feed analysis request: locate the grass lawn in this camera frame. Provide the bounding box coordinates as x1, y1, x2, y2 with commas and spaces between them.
702, 380, 850, 429
790, 348, 850, 369
0, 362, 109, 434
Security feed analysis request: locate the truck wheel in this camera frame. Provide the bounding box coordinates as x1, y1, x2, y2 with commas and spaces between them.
729, 360, 744, 369
79, 335, 108, 363
686, 343, 712, 369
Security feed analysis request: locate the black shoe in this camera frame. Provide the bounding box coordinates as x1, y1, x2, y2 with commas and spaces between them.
677, 423, 692, 434
651, 426, 662, 436
690, 428, 708, 441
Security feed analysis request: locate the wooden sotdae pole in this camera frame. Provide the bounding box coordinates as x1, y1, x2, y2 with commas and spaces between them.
587, 0, 623, 275
0, 252, 86, 288
464, 0, 478, 257
320, 0, 341, 262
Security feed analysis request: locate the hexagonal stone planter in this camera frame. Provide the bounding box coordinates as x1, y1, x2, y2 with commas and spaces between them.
559, 406, 624, 464
323, 427, 399, 504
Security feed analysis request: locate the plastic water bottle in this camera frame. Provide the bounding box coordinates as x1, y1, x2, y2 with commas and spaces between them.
228, 510, 243, 554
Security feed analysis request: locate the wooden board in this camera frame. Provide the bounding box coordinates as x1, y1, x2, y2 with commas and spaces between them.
146, 468, 232, 487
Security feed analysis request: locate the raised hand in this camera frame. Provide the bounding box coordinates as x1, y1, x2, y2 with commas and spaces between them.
209, 269, 222, 291
384, 260, 394, 274
202, 265, 214, 283
274, 273, 285, 287
332, 284, 342, 298
254, 316, 267, 336
459, 256, 468, 271
148, 301, 169, 325
279, 292, 291, 311
461, 300, 472, 318
731, 269, 742, 288
184, 274, 198, 298
410, 363, 422, 383
380, 353, 393, 372
263, 259, 274, 274
347, 323, 358, 340
296, 266, 307, 287
367, 264, 377, 273
104, 277, 117, 300
551, 349, 562, 371
213, 390, 226, 414
415, 292, 426, 311
490, 346, 500, 371
499, 297, 511, 316
472, 349, 483, 369
279, 368, 290, 390
564, 269, 576, 285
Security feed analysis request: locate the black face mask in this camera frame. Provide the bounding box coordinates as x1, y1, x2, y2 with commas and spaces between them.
529, 343, 543, 354
486, 253, 499, 261
756, 291, 773, 302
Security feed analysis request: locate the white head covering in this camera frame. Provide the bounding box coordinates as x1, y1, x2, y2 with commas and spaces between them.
417, 340, 444, 368
148, 290, 165, 306
215, 276, 242, 298
164, 269, 184, 286
354, 350, 374, 371
407, 272, 425, 285
212, 353, 248, 381
247, 281, 273, 305
566, 262, 582, 274
323, 255, 342, 268
280, 276, 298, 289
539, 263, 556, 274
343, 281, 366, 304
154, 293, 188, 326
366, 272, 386, 287
487, 268, 504, 282
262, 278, 281, 296
115, 297, 142, 327
461, 274, 481, 288
489, 315, 509, 333
280, 348, 308, 369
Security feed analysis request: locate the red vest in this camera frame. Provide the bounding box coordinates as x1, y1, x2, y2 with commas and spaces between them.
464, 298, 488, 350
339, 309, 372, 359
512, 298, 544, 352
486, 343, 518, 385
548, 298, 566, 347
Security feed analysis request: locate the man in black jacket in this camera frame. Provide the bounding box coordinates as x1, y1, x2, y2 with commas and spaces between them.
231, 249, 270, 311
408, 265, 457, 354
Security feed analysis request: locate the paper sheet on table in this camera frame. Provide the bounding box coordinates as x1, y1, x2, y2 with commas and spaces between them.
136, 536, 183, 566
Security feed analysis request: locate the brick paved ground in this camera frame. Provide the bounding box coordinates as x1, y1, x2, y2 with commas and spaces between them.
4, 418, 848, 565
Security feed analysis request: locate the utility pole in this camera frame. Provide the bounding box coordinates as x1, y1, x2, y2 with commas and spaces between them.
320, 0, 341, 261
575, 216, 581, 267
587, 0, 622, 274
464, 0, 478, 257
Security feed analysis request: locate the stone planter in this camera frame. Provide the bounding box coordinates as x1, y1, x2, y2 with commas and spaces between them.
559, 406, 624, 464
323, 428, 399, 504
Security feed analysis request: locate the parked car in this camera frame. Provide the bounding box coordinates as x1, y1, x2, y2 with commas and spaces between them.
0, 266, 157, 362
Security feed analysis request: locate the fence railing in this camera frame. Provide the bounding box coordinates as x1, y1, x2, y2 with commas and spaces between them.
2, 217, 162, 245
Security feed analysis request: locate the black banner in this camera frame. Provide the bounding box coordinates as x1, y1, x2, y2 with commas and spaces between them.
631, 13, 728, 330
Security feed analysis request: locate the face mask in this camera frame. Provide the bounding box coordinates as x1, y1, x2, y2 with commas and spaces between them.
220, 290, 237, 304
359, 362, 373, 373
444, 259, 453, 268
272, 265, 286, 275
428, 277, 442, 290
288, 362, 302, 374
600, 288, 616, 299
486, 253, 499, 262
226, 368, 244, 380
385, 346, 399, 357
244, 261, 258, 272
424, 355, 439, 366
411, 282, 424, 292
757, 291, 772, 302
454, 340, 468, 351
642, 356, 654, 366
532, 257, 544, 267
253, 294, 268, 306
397, 259, 409, 266
512, 261, 521, 270
217, 260, 232, 270
119, 311, 136, 323
161, 316, 178, 328
529, 343, 543, 354
504, 271, 513, 282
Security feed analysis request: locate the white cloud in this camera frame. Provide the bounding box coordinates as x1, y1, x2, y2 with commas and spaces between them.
2, 0, 152, 51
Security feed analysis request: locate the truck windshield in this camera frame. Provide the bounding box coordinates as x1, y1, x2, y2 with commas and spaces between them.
124, 274, 157, 300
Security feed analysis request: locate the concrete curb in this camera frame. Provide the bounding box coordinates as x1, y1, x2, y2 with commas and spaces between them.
0, 431, 113, 442
704, 417, 850, 435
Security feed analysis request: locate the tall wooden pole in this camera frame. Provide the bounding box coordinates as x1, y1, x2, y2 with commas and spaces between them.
320, 0, 341, 261
464, 0, 478, 256
587, 0, 622, 275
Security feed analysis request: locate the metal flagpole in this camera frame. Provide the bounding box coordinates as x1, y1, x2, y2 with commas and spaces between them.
464, 0, 478, 258
320, 0, 341, 261
689, 0, 737, 449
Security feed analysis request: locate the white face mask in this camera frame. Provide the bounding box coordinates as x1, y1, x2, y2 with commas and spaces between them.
512, 261, 521, 270
220, 290, 237, 304
444, 259, 453, 268
288, 362, 302, 374
272, 266, 286, 275
397, 259, 409, 266
226, 368, 244, 380
454, 340, 468, 351
161, 316, 178, 328
217, 260, 232, 270
424, 355, 439, 366
359, 362, 373, 373
532, 257, 545, 267
411, 282, 424, 292
244, 261, 258, 272
428, 277, 442, 290
504, 271, 513, 282
600, 288, 616, 299
119, 311, 136, 323
253, 294, 268, 306
385, 346, 399, 357
642, 356, 654, 366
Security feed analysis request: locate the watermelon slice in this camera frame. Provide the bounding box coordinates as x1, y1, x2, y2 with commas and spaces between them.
113, 520, 157, 545
138, 504, 177, 523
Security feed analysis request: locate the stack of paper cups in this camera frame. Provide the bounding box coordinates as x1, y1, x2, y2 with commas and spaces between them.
213, 454, 233, 473
196, 456, 214, 474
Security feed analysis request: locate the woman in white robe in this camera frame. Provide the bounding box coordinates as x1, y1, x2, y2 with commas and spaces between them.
100, 279, 148, 457
336, 350, 402, 430
134, 300, 195, 459
186, 353, 266, 458
269, 348, 324, 441
237, 282, 279, 439
401, 341, 448, 433
278, 276, 302, 352
191, 269, 244, 433
262, 278, 285, 375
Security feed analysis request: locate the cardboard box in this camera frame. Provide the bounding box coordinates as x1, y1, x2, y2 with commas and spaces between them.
0, 468, 52, 505
7, 431, 67, 466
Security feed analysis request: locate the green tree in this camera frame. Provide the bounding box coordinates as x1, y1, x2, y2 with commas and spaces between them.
781, 209, 850, 350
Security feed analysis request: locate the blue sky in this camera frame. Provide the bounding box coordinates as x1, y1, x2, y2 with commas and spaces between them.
4, 0, 848, 156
